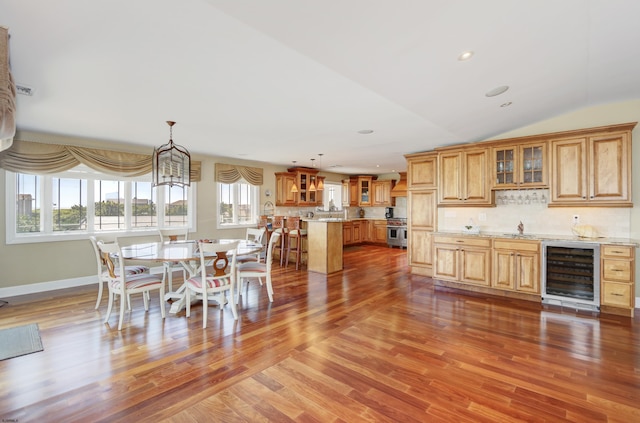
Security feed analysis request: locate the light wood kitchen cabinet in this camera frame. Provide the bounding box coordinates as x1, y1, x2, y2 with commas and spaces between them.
357, 176, 373, 207
372, 220, 387, 244
275, 172, 297, 206
352, 221, 363, 243
406, 153, 437, 188
342, 220, 364, 245
600, 244, 635, 316
433, 235, 491, 286
492, 141, 547, 189
550, 125, 633, 206
408, 189, 436, 276
438, 148, 492, 206
275, 167, 323, 206
492, 239, 540, 294
342, 221, 352, 245
341, 179, 351, 207
372, 179, 393, 206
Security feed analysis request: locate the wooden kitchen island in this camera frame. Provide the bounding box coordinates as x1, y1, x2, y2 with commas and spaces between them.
306, 220, 343, 274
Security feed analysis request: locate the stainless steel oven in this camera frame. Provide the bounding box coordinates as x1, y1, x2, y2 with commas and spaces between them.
387, 218, 407, 249
541, 240, 600, 311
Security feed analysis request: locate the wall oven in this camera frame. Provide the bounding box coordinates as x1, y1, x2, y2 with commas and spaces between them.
387, 218, 407, 249
541, 241, 600, 311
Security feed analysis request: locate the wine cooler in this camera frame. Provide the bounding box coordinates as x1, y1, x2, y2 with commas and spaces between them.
541, 241, 600, 311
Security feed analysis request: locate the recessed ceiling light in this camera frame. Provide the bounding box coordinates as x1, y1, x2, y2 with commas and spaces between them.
358, 129, 374, 134
486, 85, 509, 97
500, 101, 513, 107
458, 50, 474, 61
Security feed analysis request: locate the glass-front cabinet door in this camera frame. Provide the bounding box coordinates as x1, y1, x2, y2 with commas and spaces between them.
358, 176, 372, 206
492, 142, 547, 189
495, 147, 515, 187
520, 144, 545, 186
298, 172, 308, 203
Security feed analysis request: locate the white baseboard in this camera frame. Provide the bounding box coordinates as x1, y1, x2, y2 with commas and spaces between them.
0, 266, 165, 299
0, 276, 96, 298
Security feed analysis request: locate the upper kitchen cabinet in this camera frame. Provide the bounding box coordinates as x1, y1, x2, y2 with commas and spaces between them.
438, 147, 492, 206
275, 172, 297, 206
492, 141, 547, 189
372, 179, 394, 206
357, 176, 374, 206
275, 167, 323, 206
346, 176, 376, 207
406, 153, 437, 189
549, 123, 635, 206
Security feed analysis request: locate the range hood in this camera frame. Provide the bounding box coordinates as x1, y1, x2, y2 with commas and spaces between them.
390, 172, 407, 197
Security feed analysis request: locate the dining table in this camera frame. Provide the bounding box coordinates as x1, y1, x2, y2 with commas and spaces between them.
120, 238, 263, 314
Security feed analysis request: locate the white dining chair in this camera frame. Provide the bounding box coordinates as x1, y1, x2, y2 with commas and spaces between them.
96, 240, 165, 331
237, 231, 280, 304
158, 228, 189, 293
185, 241, 240, 328
89, 236, 149, 310
236, 227, 266, 264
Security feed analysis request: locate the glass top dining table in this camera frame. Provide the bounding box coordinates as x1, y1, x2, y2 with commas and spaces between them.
120, 239, 263, 262
120, 239, 263, 314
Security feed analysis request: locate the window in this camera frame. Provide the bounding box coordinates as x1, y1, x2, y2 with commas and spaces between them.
7, 166, 195, 244
217, 182, 259, 228
322, 182, 342, 210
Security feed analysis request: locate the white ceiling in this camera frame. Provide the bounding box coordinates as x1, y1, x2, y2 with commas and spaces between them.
3, 0, 640, 174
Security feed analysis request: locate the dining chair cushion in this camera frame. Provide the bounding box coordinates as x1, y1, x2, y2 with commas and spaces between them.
186, 275, 225, 289
108, 274, 164, 290
237, 261, 266, 274
102, 265, 149, 279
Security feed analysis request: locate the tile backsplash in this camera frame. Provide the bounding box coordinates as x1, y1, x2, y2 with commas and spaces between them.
438, 189, 631, 238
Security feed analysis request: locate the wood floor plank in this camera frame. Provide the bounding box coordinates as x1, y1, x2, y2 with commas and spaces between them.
0, 244, 638, 422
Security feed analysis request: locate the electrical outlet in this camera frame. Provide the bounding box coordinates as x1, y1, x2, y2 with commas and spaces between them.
573, 215, 579, 225
478, 213, 487, 222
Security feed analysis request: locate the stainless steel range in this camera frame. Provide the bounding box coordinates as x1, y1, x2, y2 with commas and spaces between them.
387, 218, 407, 248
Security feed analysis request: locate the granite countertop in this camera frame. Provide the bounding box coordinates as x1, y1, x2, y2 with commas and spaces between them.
302, 217, 388, 222
433, 230, 639, 247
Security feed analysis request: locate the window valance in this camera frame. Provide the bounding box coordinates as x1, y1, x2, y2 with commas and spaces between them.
0, 139, 201, 181
215, 163, 263, 186
0, 27, 16, 152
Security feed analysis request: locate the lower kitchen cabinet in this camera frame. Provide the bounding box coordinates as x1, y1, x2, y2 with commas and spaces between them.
433, 235, 491, 286
492, 239, 540, 294
600, 244, 635, 316
372, 220, 387, 244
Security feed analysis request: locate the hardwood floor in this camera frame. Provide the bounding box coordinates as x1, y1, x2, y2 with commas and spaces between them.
1, 244, 639, 422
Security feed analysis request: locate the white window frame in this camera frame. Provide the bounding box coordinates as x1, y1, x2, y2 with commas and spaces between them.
216, 181, 259, 229
5, 167, 197, 244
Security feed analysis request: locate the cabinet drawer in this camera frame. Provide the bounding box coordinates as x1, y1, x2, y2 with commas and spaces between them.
602, 259, 633, 282
493, 239, 540, 252
433, 236, 491, 248
601, 245, 634, 259
602, 282, 633, 308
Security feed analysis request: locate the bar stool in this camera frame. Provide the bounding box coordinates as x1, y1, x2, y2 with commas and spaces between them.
271, 215, 286, 266
285, 216, 306, 270
258, 215, 270, 246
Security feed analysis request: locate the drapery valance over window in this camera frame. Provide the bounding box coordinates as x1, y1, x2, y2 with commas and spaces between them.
215, 163, 263, 186
0, 26, 16, 152
0, 139, 201, 181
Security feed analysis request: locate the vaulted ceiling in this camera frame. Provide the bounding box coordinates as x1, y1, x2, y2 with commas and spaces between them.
3, 0, 640, 174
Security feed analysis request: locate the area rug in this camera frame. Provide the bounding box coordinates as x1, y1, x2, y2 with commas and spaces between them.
0, 323, 43, 361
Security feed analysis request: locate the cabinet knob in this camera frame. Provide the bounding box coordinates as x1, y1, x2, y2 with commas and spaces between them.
612, 293, 623, 296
